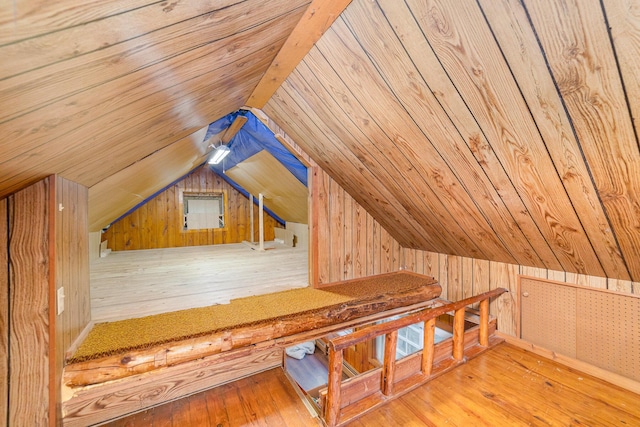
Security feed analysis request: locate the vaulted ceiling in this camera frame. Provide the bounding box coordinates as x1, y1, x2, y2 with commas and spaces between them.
2, 0, 640, 281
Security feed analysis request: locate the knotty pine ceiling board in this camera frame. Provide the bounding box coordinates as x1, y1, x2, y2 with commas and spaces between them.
265, 87, 434, 250
310, 27, 518, 264
524, 0, 640, 281
278, 66, 457, 254
370, 0, 562, 271
264, 0, 640, 281
403, 0, 605, 276
340, 2, 548, 269
0, 0, 244, 80
0, 0, 309, 199
478, 0, 630, 281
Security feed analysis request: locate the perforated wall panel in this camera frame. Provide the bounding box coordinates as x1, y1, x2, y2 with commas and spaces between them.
521, 278, 576, 358
577, 289, 640, 381
520, 276, 640, 382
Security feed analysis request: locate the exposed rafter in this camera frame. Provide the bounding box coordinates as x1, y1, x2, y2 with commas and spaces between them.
246, 0, 352, 108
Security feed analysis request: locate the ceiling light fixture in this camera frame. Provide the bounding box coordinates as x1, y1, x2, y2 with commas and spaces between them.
208, 144, 231, 165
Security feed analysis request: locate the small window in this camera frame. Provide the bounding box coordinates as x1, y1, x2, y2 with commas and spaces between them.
183, 193, 224, 230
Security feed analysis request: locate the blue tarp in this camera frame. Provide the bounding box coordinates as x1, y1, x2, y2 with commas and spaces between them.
204, 110, 308, 225
204, 110, 307, 186
106, 110, 305, 230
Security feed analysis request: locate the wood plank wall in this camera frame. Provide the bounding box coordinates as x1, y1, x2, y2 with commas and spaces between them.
101, 165, 281, 251
55, 176, 91, 422
401, 249, 640, 337
0, 198, 8, 427
4, 178, 53, 426
0, 176, 91, 426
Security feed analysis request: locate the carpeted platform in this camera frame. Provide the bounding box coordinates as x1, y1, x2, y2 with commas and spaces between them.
70, 272, 439, 363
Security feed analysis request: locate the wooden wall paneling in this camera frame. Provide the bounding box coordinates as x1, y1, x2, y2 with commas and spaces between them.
379, 226, 392, 274
478, 0, 630, 281
520, 266, 548, 279
0, 197, 7, 427
402, 247, 416, 273
402, 0, 604, 276
8, 178, 52, 426
547, 270, 566, 282
343, 191, 354, 281
447, 255, 461, 302
473, 259, 491, 310
317, 168, 331, 285
329, 178, 344, 282
309, 166, 320, 287
89, 132, 207, 231
489, 261, 519, 336
422, 252, 438, 279
375, 0, 562, 272
307, 38, 499, 263
271, 69, 439, 251
438, 254, 448, 300
53, 177, 90, 424
461, 257, 474, 302
353, 203, 367, 278
525, 0, 640, 281
265, 84, 426, 251
341, 2, 548, 269
371, 216, 381, 276
102, 166, 280, 251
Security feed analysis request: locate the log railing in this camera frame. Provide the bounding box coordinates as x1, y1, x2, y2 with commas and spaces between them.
323, 288, 507, 426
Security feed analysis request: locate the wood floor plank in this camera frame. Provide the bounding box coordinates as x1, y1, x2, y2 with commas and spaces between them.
103, 344, 640, 426
90, 243, 308, 321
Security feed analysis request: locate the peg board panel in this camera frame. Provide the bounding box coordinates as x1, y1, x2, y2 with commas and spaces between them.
520, 278, 576, 358
576, 289, 640, 381
520, 276, 640, 382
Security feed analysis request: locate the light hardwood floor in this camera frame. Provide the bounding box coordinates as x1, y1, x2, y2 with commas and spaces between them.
91, 243, 308, 321
104, 343, 640, 426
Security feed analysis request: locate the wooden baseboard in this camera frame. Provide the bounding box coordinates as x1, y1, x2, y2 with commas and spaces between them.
496, 332, 640, 395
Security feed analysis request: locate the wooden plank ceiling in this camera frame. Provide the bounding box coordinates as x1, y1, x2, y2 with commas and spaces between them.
0, 0, 314, 228
3, 0, 640, 282
263, 0, 640, 281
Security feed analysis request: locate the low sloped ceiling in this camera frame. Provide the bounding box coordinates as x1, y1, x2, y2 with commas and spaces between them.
207, 110, 308, 225
225, 150, 308, 224
88, 128, 209, 232
0, 0, 310, 199
263, 0, 640, 282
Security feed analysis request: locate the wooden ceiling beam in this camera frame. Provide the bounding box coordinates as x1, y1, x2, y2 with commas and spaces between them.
245, 0, 352, 108
221, 115, 248, 144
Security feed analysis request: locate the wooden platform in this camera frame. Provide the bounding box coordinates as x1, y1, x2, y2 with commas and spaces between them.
104, 342, 640, 426
62, 272, 442, 426
91, 242, 309, 322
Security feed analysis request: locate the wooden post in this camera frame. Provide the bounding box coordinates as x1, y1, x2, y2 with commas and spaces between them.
249, 194, 254, 243
382, 330, 398, 396
452, 307, 465, 361
421, 317, 436, 376
479, 299, 489, 347
258, 193, 264, 251
325, 348, 343, 427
